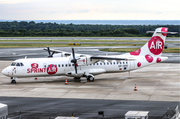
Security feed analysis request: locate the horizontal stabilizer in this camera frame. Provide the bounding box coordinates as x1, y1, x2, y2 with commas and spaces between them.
146, 31, 178, 34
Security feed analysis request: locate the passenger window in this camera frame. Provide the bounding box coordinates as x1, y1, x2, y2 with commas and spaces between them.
48, 65, 50, 67
126, 62, 128, 64
110, 63, 112, 65
120, 62, 121, 64
44, 65, 46, 68
100, 63, 102, 65
55, 65, 57, 67
65, 64, 67, 67
107, 62, 109, 65
69, 64, 71, 66
51, 64, 54, 67
72, 64, 74, 66
16, 63, 20, 66
97, 63, 98, 65
58, 64, 60, 67
62, 64, 64, 67
117, 62, 118, 64
113, 62, 115, 65
104, 63, 106, 65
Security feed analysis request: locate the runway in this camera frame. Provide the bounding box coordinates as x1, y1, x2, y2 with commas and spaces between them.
0, 61, 179, 118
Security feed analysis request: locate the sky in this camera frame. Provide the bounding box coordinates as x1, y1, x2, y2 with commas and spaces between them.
0, 0, 179, 20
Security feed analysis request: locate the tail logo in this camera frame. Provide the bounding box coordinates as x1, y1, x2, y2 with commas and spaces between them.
148, 36, 164, 55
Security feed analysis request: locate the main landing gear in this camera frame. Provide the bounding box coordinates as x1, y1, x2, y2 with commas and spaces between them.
73, 75, 95, 82
11, 77, 17, 84
86, 76, 94, 82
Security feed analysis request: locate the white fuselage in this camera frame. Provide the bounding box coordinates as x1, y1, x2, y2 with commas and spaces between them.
2, 54, 160, 78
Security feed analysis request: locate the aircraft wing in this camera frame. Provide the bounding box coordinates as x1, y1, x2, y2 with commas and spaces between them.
90, 56, 137, 61
43, 48, 71, 56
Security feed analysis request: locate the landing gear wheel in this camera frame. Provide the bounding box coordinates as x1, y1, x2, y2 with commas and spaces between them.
87, 76, 94, 82
11, 80, 16, 84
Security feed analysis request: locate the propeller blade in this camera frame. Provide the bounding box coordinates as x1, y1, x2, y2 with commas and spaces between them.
47, 46, 51, 56
47, 46, 54, 57
74, 64, 77, 74
51, 51, 55, 56
72, 48, 75, 59
71, 48, 77, 74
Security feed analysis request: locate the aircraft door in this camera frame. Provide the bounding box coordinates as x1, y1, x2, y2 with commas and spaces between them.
12, 62, 20, 76
130, 61, 135, 70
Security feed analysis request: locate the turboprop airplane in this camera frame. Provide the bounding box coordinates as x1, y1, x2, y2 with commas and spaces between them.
2, 27, 177, 83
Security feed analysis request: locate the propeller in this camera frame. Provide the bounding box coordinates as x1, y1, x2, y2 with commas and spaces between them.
71, 48, 77, 74
46, 46, 55, 58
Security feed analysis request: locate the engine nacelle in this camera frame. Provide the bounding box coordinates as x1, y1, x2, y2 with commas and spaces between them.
53, 53, 71, 57
77, 57, 87, 66
80, 55, 97, 65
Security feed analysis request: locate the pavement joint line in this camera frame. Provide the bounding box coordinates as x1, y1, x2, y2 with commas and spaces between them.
148, 76, 162, 101
103, 78, 127, 100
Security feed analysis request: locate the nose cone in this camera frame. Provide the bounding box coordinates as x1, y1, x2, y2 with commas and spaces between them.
2, 68, 9, 76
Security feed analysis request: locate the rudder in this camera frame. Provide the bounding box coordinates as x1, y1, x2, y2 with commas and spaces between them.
130, 27, 168, 57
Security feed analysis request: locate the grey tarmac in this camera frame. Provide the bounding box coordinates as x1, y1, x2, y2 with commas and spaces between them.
0, 61, 179, 118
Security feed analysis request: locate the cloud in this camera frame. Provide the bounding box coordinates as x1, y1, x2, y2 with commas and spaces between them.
0, 0, 179, 20
0, 0, 38, 4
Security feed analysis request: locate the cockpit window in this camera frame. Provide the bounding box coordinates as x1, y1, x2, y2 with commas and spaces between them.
11, 62, 24, 66
11, 62, 16, 66
16, 63, 20, 66
20, 63, 24, 66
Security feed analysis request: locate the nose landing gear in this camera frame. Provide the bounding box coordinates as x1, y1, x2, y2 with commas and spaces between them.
11, 77, 17, 84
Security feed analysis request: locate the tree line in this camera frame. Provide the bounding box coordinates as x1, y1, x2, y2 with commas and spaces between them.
0, 21, 179, 37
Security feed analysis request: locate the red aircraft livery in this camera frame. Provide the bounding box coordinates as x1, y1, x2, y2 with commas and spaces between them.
27, 63, 58, 75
